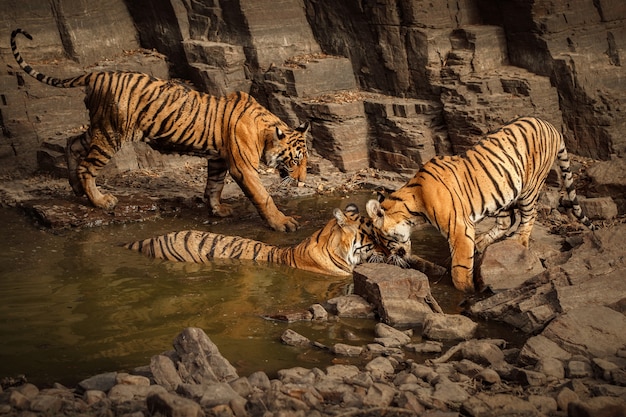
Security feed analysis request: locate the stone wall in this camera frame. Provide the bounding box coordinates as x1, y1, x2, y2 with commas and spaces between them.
0, 0, 624, 177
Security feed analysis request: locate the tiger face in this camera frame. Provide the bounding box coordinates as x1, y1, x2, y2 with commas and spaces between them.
330, 204, 381, 266
265, 122, 309, 183
366, 197, 421, 267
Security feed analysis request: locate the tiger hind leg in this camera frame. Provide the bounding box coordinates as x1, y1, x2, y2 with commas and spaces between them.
205, 158, 233, 217
509, 194, 539, 248
475, 209, 516, 252
77, 127, 119, 210
65, 132, 91, 196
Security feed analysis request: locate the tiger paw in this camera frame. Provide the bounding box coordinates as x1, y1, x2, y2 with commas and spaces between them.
269, 215, 299, 232
211, 203, 234, 217
94, 193, 118, 211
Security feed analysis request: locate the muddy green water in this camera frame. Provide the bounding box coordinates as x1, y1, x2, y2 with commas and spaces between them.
0, 193, 518, 387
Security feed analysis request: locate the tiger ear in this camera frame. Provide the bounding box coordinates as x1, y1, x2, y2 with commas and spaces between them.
344, 203, 359, 215
333, 207, 348, 228
275, 127, 285, 141
295, 121, 310, 134
366, 199, 385, 227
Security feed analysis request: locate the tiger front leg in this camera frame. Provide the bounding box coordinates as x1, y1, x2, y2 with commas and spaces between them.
205, 158, 233, 217
77, 160, 118, 210
231, 165, 298, 232
448, 223, 477, 292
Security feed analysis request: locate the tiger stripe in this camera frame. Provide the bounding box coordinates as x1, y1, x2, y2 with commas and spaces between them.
367, 116, 595, 292
11, 28, 309, 232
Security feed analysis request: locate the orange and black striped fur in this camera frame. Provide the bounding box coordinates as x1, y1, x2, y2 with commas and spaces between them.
366, 117, 595, 292
11, 29, 309, 232
124, 204, 383, 276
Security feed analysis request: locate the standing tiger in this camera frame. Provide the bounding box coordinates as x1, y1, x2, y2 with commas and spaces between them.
11, 29, 309, 232
124, 204, 383, 276
366, 117, 595, 292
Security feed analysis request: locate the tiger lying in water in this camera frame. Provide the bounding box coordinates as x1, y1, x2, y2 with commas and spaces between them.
367, 117, 595, 292
124, 204, 384, 276
11, 29, 309, 232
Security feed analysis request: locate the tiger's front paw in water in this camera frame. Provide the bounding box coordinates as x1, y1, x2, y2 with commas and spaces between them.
270, 215, 299, 232
211, 203, 234, 217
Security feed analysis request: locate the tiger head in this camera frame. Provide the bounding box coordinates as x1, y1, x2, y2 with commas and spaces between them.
264, 122, 309, 184
366, 194, 418, 268
321, 203, 386, 270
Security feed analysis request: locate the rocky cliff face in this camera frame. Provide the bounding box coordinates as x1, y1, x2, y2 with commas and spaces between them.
0, 0, 624, 177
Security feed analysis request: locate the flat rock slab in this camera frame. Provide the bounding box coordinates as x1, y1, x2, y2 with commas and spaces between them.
17, 195, 197, 229
541, 306, 626, 359
353, 263, 442, 327
478, 239, 545, 292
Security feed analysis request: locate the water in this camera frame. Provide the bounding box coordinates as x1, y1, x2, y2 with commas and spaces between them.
0, 192, 519, 387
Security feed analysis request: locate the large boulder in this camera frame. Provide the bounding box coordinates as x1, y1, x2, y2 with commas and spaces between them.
353, 263, 442, 327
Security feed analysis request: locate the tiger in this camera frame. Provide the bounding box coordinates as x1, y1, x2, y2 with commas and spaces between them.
11, 28, 309, 232
366, 116, 596, 292
124, 204, 385, 276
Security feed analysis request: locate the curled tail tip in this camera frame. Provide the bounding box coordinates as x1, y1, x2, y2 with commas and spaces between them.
11, 28, 32, 40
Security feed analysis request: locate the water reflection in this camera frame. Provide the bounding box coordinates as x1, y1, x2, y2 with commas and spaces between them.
0, 193, 464, 387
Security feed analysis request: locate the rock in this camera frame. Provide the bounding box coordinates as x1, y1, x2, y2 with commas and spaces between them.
325, 364, 361, 384
353, 263, 442, 327
568, 396, 626, 417
460, 340, 505, 366
566, 359, 594, 379
363, 382, 395, 407
364, 357, 395, 379
556, 386, 579, 412
406, 341, 443, 354
325, 294, 375, 318
332, 343, 363, 357
173, 327, 239, 384
280, 329, 312, 347
108, 384, 166, 404
527, 395, 558, 415
373, 323, 412, 347
432, 377, 470, 409
150, 354, 183, 391
83, 390, 107, 406
146, 391, 205, 417
196, 383, 243, 408
247, 371, 271, 391
462, 392, 542, 417
587, 158, 626, 213
476, 368, 501, 385
422, 313, 478, 341
536, 357, 566, 381
309, 303, 328, 320
468, 224, 626, 333
116, 373, 150, 386
519, 334, 572, 366
8, 390, 30, 410
77, 372, 118, 393
542, 306, 626, 359
229, 377, 253, 398
28, 394, 63, 414
592, 358, 623, 382
478, 240, 545, 292
578, 196, 618, 220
